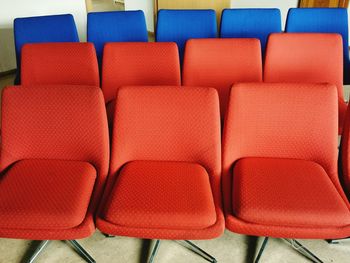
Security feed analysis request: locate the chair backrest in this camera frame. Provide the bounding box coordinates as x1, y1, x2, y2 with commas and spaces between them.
1, 86, 109, 211
341, 106, 350, 195
264, 33, 345, 132
286, 8, 349, 83
21, 43, 99, 86
156, 9, 217, 63
109, 86, 221, 179
220, 8, 281, 57
102, 42, 181, 104
87, 10, 148, 64
182, 38, 262, 118
14, 14, 79, 83
223, 83, 338, 212
0, 85, 109, 192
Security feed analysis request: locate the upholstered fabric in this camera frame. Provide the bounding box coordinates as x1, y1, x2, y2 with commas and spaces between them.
14, 14, 79, 84
0, 160, 96, 230
232, 158, 350, 227
104, 161, 216, 230
264, 33, 347, 133
182, 38, 262, 118
87, 10, 148, 64
156, 9, 217, 63
286, 8, 350, 84
341, 104, 350, 195
21, 43, 99, 87
223, 83, 350, 239
220, 8, 281, 56
0, 86, 109, 240
97, 86, 224, 240
102, 42, 181, 104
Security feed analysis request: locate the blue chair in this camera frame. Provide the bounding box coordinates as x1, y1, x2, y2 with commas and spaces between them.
14, 14, 79, 84
156, 9, 217, 64
220, 8, 282, 58
286, 8, 350, 84
87, 11, 148, 65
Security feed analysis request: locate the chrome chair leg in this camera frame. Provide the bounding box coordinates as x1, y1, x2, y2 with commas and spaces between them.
255, 237, 269, 263
180, 240, 217, 263
27, 240, 50, 263
149, 239, 161, 263
103, 233, 115, 238
284, 239, 323, 263
327, 237, 350, 244
67, 240, 96, 263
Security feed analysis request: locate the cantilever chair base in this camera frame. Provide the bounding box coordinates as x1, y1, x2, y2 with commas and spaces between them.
149, 240, 216, 263
27, 240, 95, 263
255, 237, 324, 263
327, 237, 350, 244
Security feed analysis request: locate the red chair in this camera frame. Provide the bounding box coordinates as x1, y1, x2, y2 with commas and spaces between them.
264, 33, 347, 134
223, 82, 350, 262
341, 94, 350, 208
97, 86, 224, 262
0, 86, 109, 263
21, 42, 100, 86
182, 38, 263, 118
102, 42, 181, 124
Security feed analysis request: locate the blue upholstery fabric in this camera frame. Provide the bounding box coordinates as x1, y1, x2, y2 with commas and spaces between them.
220, 8, 281, 57
87, 11, 148, 65
14, 14, 79, 84
286, 8, 350, 84
156, 9, 217, 63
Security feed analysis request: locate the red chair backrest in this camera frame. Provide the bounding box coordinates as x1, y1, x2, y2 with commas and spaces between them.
102, 42, 181, 104
264, 33, 345, 132
0, 86, 109, 210
223, 83, 339, 213
110, 86, 221, 176
182, 38, 263, 118
264, 33, 343, 92
1, 85, 109, 172
21, 43, 99, 86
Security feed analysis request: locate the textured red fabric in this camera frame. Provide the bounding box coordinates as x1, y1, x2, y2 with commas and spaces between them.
182, 38, 262, 118
341, 105, 350, 195
233, 158, 350, 227
97, 86, 224, 240
104, 161, 216, 230
102, 42, 181, 104
223, 83, 350, 239
0, 86, 109, 240
264, 33, 347, 133
0, 160, 96, 230
21, 43, 99, 86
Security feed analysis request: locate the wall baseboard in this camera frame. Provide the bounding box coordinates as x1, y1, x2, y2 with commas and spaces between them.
0, 69, 16, 77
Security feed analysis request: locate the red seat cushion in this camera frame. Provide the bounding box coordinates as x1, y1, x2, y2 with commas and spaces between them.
232, 158, 350, 228
103, 161, 216, 230
0, 160, 96, 230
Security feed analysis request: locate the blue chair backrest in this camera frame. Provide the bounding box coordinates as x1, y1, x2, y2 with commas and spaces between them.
87, 10, 148, 65
14, 14, 79, 84
220, 8, 282, 57
156, 9, 217, 63
286, 8, 350, 83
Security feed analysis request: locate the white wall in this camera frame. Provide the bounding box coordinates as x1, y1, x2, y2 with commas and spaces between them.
232, 0, 299, 29
124, 0, 298, 33
0, 0, 87, 72
125, 0, 154, 32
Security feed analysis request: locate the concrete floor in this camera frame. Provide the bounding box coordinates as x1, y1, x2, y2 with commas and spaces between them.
1, 230, 350, 263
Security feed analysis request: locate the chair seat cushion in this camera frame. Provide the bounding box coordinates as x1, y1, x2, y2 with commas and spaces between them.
0, 160, 96, 230
103, 161, 216, 230
232, 158, 350, 227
